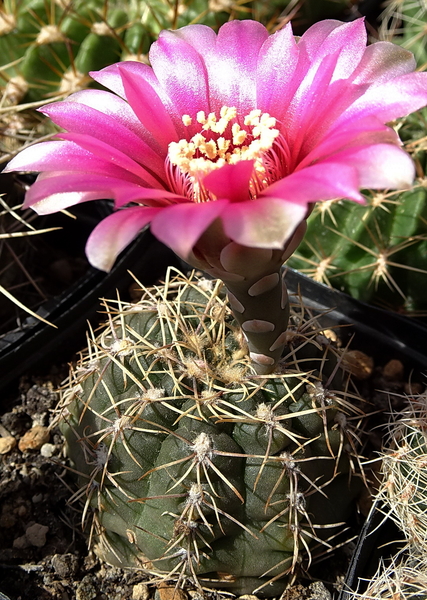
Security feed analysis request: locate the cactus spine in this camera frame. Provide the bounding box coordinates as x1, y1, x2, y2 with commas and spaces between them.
58, 268, 365, 596
357, 391, 427, 599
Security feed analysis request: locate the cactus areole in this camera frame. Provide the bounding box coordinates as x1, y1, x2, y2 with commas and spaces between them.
6, 17, 427, 371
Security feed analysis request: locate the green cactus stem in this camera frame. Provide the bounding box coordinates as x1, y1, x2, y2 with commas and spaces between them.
58, 268, 365, 597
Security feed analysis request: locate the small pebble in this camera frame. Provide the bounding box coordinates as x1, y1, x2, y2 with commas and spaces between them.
51, 553, 79, 578
13, 534, 29, 550
76, 575, 97, 600
0, 436, 16, 455
132, 583, 150, 600
155, 583, 187, 600
18, 425, 50, 452
342, 350, 374, 380
40, 442, 56, 457
25, 522, 49, 547
383, 359, 404, 381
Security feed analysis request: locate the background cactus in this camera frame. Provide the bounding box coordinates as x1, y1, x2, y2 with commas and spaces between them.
58, 268, 365, 596
286, 181, 427, 315
353, 390, 427, 599
378, 392, 427, 559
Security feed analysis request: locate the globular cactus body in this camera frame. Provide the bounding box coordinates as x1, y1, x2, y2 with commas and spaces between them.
59, 270, 363, 596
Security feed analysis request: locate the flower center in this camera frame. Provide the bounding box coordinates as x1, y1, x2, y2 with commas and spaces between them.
166, 106, 281, 202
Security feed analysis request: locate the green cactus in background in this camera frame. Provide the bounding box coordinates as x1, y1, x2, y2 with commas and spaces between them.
379, 392, 427, 560
286, 181, 427, 314
352, 555, 427, 600
360, 391, 427, 600
58, 268, 365, 596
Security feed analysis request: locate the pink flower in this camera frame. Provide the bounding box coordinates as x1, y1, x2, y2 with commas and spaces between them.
6, 18, 427, 271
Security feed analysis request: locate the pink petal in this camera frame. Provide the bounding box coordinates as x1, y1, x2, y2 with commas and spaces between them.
112, 186, 187, 208
283, 52, 343, 163
352, 41, 416, 85
118, 65, 178, 149
329, 144, 415, 189
92, 61, 183, 138
58, 132, 162, 188
167, 20, 269, 115
65, 89, 152, 145
86, 206, 162, 271
264, 162, 364, 204
24, 171, 184, 213
298, 117, 399, 169
41, 101, 164, 174
208, 20, 269, 114
90, 61, 157, 99
298, 19, 367, 81
24, 172, 121, 213
221, 197, 307, 249
150, 199, 229, 259
202, 161, 253, 203
148, 30, 210, 125
256, 22, 300, 116
5, 140, 139, 182
337, 71, 427, 125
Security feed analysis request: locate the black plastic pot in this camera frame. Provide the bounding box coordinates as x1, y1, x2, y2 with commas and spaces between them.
0, 225, 179, 395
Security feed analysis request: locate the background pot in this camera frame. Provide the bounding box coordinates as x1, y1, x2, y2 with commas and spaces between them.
0, 210, 179, 394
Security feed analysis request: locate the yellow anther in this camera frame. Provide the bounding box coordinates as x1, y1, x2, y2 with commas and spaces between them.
196, 111, 206, 124
203, 140, 218, 159
232, 123, 247, 145
167, 105, 280, 203
191, 133, 206, 148
217, 137, 231, 155
244, 109, 262, 126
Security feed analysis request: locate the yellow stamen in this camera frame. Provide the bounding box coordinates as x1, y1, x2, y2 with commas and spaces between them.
168, 105, 279, 203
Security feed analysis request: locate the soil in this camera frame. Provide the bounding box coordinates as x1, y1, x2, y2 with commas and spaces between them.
0, 343, 420, 600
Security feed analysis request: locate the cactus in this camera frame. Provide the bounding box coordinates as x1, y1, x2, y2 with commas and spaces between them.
378, 392, 427, 559
352, 555, 427, 600
286, 181, 427, 314
58, 268, 365, 596
0, 0, 145, 106
356, 391, 427, 599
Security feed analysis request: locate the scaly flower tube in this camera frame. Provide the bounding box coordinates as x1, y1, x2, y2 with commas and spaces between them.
6, 18, 427, 373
